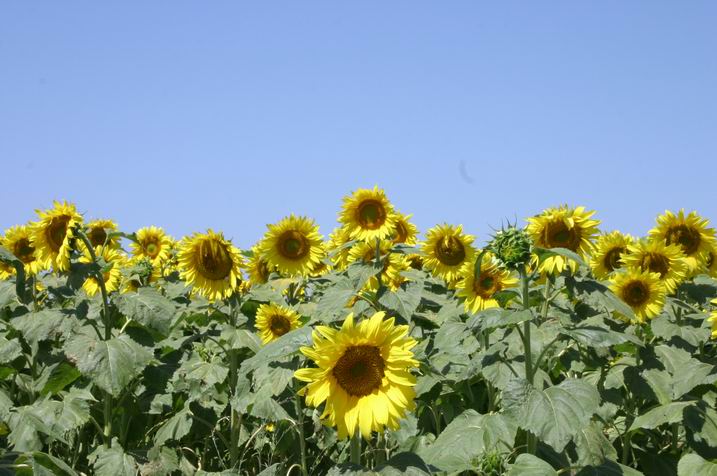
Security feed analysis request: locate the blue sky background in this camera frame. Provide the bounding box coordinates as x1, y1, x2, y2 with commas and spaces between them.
2, 2, 715, 248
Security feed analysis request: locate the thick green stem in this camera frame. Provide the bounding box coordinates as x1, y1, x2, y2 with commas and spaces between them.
520, 267, 536, 454
480, 331, 495, 412
374, 432, 386, 466
540, 279, 552, 322
228, 303, 241, 468
294, 392, 309, 476
350, 431, 361, 466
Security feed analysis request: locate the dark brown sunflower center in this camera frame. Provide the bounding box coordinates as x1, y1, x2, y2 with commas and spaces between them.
623, 281, 650, 307
144, 241, 160, 258
545, 221, 580, 251
394, 221, 408, 243
279, 231, 309, 260
269, 315, 292, 337
665, 225, 700, 256
13, 238, 36, 264
46, 216, 70, 252
640, 253, 670, 278
435, 236, 466, 266
196, 239, 233, 280
333, 345, 385, 397
357, 200, 387, 230
603, 247, 625, 272
89, 227, 108, 247
473, 273, 499, 298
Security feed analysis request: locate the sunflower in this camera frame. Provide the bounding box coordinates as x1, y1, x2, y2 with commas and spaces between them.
178, 230, 244, 301
455, 252, 518, 313
590, 231, 634, 280
3, 225, 46, 276
621, 239, 687, 294
260, 215, 324, 277
347, 240, 410, 292
392, 212, 418, 246
246, 246, 275, 285
294, 311, 419, 440
131, 226, 173, 266
80, 245, 127, 296
86, 219, 120, 249
527, 205, 600, 275
255, 303, 303, 344
650, 209, 716, 273
339, 187, 398, 242
704, 243, 717, 278
609, 268, 666, 323
31, 201, 84, 272
327, 227, 354, 271
709, 299, 717, 340
0, 260, 13, 280
422, 224, 476, 285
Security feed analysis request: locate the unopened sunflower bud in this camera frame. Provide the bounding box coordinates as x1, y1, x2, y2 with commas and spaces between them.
489, 226, 532, 270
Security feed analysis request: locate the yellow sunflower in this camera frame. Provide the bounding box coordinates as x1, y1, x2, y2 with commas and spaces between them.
3, 225, 46, 276
294, 311, 419, 440
621, 239, 687, 294
704, 243, 717, 278
80, 245, 127, 297
178, 230, 244, 301
455, 252, 518, 313
0, 260, 13, 280
709, 299, 717, 340
31, 201, 84, 272
650, 209, 716, 273
260, 215, 324, 277
255, 302, 303, 344
86, 219, 120, 249
339, 186, 398, 242
590, 231, 633, 280
246, 245, 275, 285
131, 226, 173, 266
392, 212, 418, 246
327, 227, 354, 271
347, 240, 410, 292
527, 205, 600, 275
609, 268, 666, 323
422, 224, 476, 285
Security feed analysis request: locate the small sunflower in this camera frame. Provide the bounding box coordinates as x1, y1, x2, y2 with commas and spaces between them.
119, 258, 160, 294
178, 230, 244, 301
621, 239, 688, 294
590, 231, 634, 280
31, 201, 84, 272
527, 205, 600, 275
609, 268, 666, 323
455, 252, 518, 313
255, 303, 303, 344
392, 212, 418, 246
80, 245, 127, 296
709, 299, 717, 340
260, 215, 324, 277
327, 227, 354, 271
339, 186, 398, 242
0, 260, 13, 280
704, 243, 717, 278
246, 245, 275, 285
294, 311, 419, 440
650, 209, 716, 272
131, 226, 173, 266
347, 240, 410, 292
86, 219, 120, 249
3, 225, 46, 276
422, 224, 476, 285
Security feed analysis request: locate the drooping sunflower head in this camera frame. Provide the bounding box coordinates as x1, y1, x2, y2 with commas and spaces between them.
178, 230, 244, 301
86, 219, 120, 249
650, 209, 716, 273
294, 311, 419, 440
260, 215, 324, 277
526, 205, 600, 275
3, 225, 46, 276
80, 245, 127, 297
131, 226, 173, 266
422, 224, 476, 285
621, 239, 687, 294
456, 251, 518, 314
339, 186, 398, 242
609, 268, 666, 323
590, 231, 634, 280
347, 240, 410, 292
392, 212, 418, 246
31, 201, 84, 272
255, 302, 303, 344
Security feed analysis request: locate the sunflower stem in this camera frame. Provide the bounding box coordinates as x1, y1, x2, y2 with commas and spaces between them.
293, 389, 309, 476
519, 266, 536, 455
350, 431, 361, 466
228, 298, 242, 468
540, 278, 552, 322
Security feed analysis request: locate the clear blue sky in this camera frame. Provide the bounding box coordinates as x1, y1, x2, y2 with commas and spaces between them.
2, 2, 715, 248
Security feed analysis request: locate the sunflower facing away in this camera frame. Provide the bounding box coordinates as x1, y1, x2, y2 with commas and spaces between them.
246, 245, 275, 286
609, 268, 666, 323
255, 302, 302, 344
527, 205, 600, 275
31, 201, 84, 272
86, 219, 120, 249
294, 311, 419, 440
650, 209, 716, 273
131, 226, 173, 266
621, 239, 688, 294
347, 240, 410, 292
339, 186, 398, 242
392, 212, 418, 246
456, 252, 518, 313
590, 231, 633, 280
80, 245, 127, 297
260, 215, 324, 277
3, 225, 46, 276
178, 230, 244, 301
422, 224, 476, 285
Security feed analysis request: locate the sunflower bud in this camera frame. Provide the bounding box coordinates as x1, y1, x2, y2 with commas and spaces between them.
488, 226, 532, 270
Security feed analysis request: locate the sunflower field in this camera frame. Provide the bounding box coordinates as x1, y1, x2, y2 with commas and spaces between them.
0, 188, 716, 476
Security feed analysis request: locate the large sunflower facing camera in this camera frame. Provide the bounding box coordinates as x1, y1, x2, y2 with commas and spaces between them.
31, 201, 84, 272
178, 230, 244, 301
